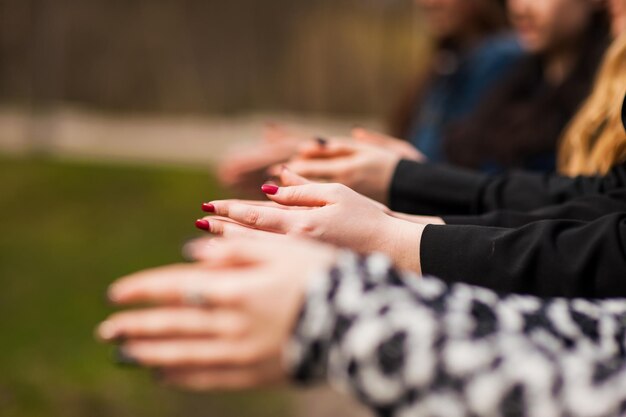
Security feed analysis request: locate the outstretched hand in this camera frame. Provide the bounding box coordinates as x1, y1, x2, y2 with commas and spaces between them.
199, 169, 425, 273
277, 128, 425, 204
97, 236, 338, 391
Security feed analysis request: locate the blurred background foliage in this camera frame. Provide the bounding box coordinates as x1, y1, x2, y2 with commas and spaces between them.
0, 155, 296, 417
0, 1, 428, 415
0, 0, 428, 116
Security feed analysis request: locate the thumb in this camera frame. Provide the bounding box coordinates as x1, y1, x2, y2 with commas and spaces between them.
279, 166, 314, 186
262, 183, 343, 207
193, 235, 292, 265
262, 122, 290, 143
351, 127, 393, 144
298, 138, 355, 159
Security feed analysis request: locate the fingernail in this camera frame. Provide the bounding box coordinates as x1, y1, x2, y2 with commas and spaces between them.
261, 184, 279, 195
201, 203, 215, 213
96, 321, 118, 341
114, 346, 140, 367
195, 219, 211, 231
316, 137, 328, 147
106, 287, 121, 304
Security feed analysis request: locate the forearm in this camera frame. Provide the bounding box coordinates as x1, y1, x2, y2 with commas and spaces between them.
384, 217, 425, 274
421, 213, 626, 298
443, 193, 626, 228
389, 211, 446, 226
287, 252, 626, 417
389, 160, 626, 216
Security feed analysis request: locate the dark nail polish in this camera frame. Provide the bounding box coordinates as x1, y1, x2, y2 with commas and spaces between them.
316, 137, 328, 147
201, 203, 215, 213
114, 346, 140, 367
195, 219, 211, 231
261, 184, 279, 195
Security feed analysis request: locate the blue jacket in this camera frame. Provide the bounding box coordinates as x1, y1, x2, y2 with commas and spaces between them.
408, 34, 524, 163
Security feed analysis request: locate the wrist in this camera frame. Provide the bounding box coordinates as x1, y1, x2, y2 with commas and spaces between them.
379, 216, 424, 274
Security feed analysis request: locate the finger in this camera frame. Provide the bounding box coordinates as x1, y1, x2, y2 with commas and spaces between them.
185, 235, 290, 265
278, 166, 314, 186
351, 127, 426, 161
202, 217, 279, 239
183, 237, 277, 266
208, 201, 297, 233
263, 122, 311, 145
266, 163, 315, 185
284, 159, 349, 181
261, 183, 345, 207
219, 148, 282, 175
97, 307, 247, 341
297, 139, 355, 159
351, 127, 391, 144
122, 338, 268, 367
107, 264, 245, 307
205, 199, 301, 210
262, 121, 289, 143
158, 361, 284, 391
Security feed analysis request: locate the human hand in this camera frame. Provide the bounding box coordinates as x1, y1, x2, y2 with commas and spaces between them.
97, 236, 339, 391
218, 122, 311, 194
200, 176, 424, 273
280, 129, 424, 204
351, 127, 425, 161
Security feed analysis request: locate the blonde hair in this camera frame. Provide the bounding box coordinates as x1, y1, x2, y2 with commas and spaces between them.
558, 33, 626, 176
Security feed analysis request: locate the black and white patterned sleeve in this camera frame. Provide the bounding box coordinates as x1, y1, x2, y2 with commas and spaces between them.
286, 251, 626, 417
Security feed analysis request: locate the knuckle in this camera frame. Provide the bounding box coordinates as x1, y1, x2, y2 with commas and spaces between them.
213, 203, 227, 216
226, 318, 250, 338
289, 219, 320, 238
286, 187, 302, 202
236, 345, 263, 365
328, 183, 346, 194
243, 208, 261, 226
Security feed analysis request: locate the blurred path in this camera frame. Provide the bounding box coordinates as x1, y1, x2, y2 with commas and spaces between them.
0, 106, 380, 169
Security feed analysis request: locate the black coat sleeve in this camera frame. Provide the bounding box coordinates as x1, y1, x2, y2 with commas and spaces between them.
443, 190, 626, 228
389, 159, 626, 216
420, 212, 626, 298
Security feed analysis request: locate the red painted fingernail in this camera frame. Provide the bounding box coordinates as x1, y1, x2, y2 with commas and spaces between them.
201, 203, 215, 213
195, 219, 211, 231
261, 184, 279, 195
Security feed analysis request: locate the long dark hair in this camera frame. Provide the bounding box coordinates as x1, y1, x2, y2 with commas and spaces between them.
443, 11, 611, 170
388, 0, 510, 138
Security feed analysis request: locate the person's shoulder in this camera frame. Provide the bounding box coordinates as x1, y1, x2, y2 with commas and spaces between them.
477, 32, 524, 58
468, 32, 525, 76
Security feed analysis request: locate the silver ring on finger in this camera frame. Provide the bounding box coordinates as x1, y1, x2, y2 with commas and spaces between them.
183, 289, 210, 307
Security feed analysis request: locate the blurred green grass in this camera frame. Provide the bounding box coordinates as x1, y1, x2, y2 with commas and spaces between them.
0, 155, 293, 417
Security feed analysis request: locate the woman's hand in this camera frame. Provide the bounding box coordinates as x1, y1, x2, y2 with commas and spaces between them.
218, 122, 311, 194
281, 129, 425, 204
351, 127, 425, 161
96, 236, 338, 391
201, 174, 425, 273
